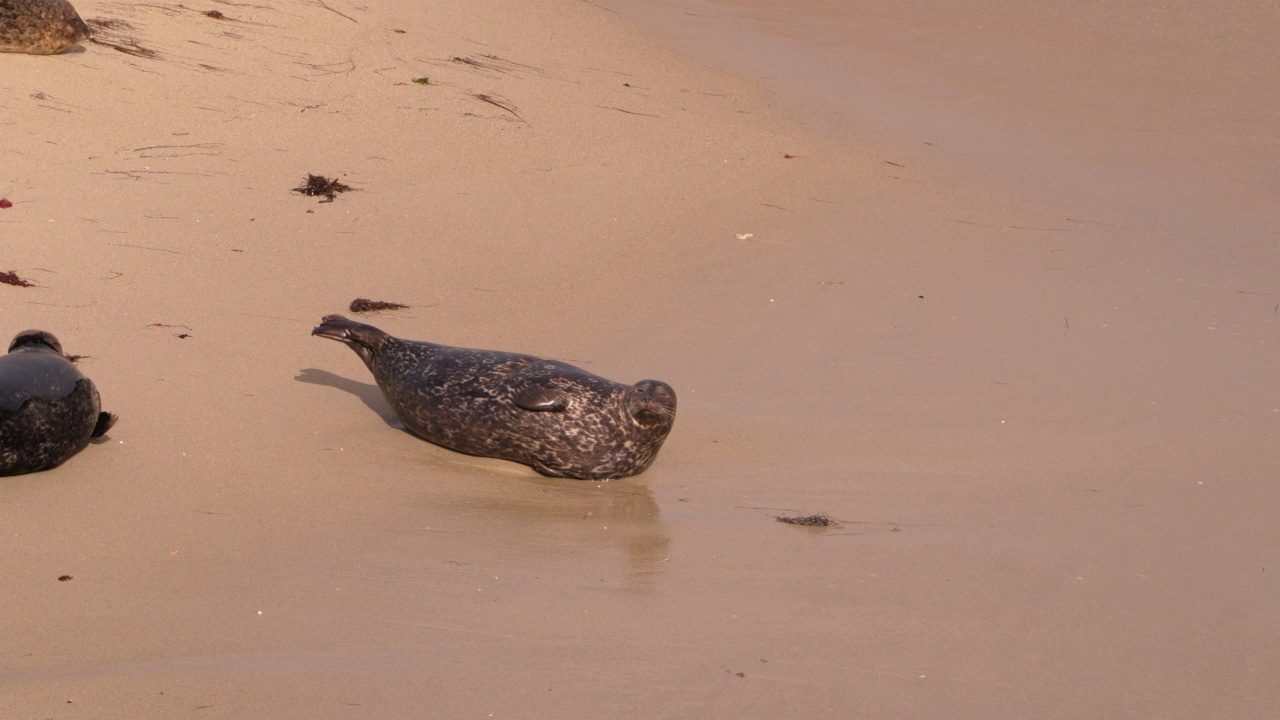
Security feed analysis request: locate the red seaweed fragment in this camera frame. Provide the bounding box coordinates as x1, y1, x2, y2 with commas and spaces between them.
294, 174, 353, 203
1, 270, 34, 287
0, 199, 12, 209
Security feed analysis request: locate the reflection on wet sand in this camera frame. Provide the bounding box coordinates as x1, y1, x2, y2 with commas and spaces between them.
295, 367, 670, 590
435, 476, 671, 589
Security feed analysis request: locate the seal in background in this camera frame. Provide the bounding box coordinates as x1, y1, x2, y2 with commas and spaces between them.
0, 330, 115, 476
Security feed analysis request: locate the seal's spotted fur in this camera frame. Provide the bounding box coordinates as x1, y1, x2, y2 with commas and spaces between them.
0, 330, 115, 476
0, 0, 89, 54
313, 315, 676, 479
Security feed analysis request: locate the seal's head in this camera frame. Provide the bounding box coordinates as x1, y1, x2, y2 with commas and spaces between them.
312, 314, 390, 368
0, 0, 92, 55
8, 329, 63, 355
47, 0, 90, 49
625, 380, 676, 427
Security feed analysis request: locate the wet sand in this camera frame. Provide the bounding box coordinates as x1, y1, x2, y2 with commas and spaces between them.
3, 0, 1278, 717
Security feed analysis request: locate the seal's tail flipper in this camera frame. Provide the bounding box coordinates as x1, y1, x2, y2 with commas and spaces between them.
92, 412, 117, 438
312, 314, 388, 364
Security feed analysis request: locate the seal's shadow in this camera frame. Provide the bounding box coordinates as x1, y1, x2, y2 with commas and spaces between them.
295, 368, 399, 427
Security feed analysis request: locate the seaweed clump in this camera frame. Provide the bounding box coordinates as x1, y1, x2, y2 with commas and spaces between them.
1, 271, 34, 288
774, 513, 842, 527
294, 174, 353, 203
350, 298, 408, 314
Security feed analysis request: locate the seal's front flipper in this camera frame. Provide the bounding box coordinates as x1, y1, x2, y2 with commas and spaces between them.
514, 386, 569, 412
92, 412, 117, 438
531, 458, 570, 477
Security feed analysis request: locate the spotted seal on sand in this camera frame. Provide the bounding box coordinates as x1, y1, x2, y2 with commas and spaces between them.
312, 315, 676, 479
1, 330, 115, 476
0, 0, 90, 55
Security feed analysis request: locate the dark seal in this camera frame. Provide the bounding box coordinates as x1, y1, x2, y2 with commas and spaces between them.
312, 315, 676, 480
0, 0, 90, 55
0, 330, 116, 476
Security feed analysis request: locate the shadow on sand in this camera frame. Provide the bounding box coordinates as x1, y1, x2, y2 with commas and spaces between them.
294, 368, 398, 427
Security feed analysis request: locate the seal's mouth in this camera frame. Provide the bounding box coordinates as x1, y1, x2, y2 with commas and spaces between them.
630, 400, 675, 425
311, 324, 352, 344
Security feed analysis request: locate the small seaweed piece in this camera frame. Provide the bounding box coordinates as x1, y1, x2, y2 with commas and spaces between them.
774, 513, 842, 527
1, 270, 34, 288
452, 56, 487, 70
294, 174, 353, 203
472, 93, 526, 124
449, 54, 540, 76
350, 298, 408, 313
204, 10, 225, 19
412, 77, 430, 85
0, 199, 12, 208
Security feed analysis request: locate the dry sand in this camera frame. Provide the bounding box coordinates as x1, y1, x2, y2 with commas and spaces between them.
2, 0, 1278, 717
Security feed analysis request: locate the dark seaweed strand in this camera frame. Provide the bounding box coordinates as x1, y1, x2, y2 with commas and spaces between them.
350, 298, 409, 313
774, 514, 839, 527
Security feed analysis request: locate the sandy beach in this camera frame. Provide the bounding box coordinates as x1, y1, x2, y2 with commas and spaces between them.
3, 0, 1278, 717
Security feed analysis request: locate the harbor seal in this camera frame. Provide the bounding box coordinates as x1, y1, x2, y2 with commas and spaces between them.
312, 315, 676, 480
0, 330, 116, 476
0, 0, 90, 55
